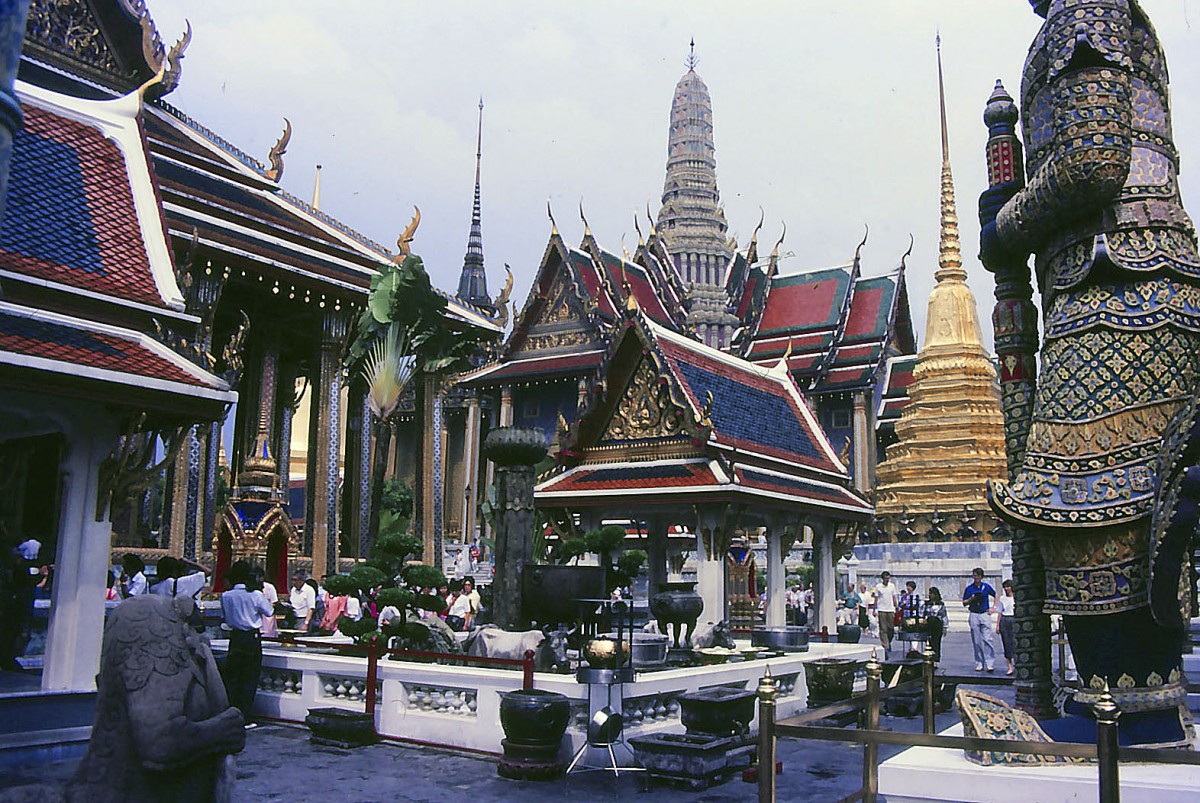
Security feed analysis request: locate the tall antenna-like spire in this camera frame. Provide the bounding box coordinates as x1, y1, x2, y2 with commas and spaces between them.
935, 34, 966, 283
456, 97, 491, 309
311, 164, 322, 210
937, 31, 949, 163
686, 37, 698, 71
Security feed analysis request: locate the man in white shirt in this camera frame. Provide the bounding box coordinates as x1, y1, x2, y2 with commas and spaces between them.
121, 554, 148, 598
873, 571, 901, 656
259, 572, 279, 637
220, 560, 274, 723
151, 556, 208, 600
289, 573, 316, 631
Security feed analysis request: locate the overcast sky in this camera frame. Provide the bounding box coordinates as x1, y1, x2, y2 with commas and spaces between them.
148, 1, 1200, 349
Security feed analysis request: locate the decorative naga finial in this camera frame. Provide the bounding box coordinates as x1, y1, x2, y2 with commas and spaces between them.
579, 200, 591, 237
153, 20, 192, 98
263, 119, 292, 182
139, 11, 164, 72
495, 264, 514, 328
854, 224, 869, 265
633, 213, 644, 247
547, 200, 558, 236
770, 222, 787, 268
698, 389, 714, 428
900, 233, 914, 271
646, 202, 657, 237
392, 206, 421, 263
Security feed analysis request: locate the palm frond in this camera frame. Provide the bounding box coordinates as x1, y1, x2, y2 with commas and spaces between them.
361, 324, 415, 420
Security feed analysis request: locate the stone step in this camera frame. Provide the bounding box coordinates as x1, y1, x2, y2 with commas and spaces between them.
0, 690, 95, 770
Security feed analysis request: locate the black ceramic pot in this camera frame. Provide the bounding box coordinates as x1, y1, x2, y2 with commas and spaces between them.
499, 689, 570, 747
678, 688, 758, 736
836, 624, 862, 643
805, 657, 860, 706
649, 581, 704, 648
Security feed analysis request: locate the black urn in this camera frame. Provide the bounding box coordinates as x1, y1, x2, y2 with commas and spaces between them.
499, 689, 571, 746
649, 581, 704, 648
836, 623, 862, 643
678, 687, 758, 737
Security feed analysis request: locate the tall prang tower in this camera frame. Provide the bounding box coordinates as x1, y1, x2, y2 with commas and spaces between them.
656, 42, 738, 348
456, 98, 494, 314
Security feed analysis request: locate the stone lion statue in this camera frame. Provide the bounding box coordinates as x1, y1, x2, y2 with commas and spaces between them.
2, 595, 245, 802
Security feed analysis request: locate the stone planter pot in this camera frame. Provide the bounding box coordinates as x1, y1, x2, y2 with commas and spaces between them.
649, 581, 704, 648
498, 689, 570, 747
836, 624, 862, 643
305, 707, 377, 748
678, 687, 758, 737
805, 657, 860, 707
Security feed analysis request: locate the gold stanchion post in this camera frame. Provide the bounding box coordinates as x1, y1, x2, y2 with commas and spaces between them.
757, 665, 779, 803
863, 650, 882, 803
922, 645, 936, 735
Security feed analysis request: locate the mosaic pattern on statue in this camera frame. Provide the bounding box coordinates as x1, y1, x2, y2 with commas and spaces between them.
1045, 554, 1147, 614
1048, 232, 1200, 293
1075, 670, 1188, 715
1033, 327, 1197, 422
1130, 76, 1169, 136
956, 688, 1082, 766
1148, 392, 1200, 628
998, 463, 1155, 525
1023, 401, 1182, 473
1045, 275, 1200, 336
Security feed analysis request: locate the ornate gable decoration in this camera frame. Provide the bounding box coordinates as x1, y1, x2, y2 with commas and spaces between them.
24, 0, 163, 93
603, 355, 690, 442
531, 272, 580, 328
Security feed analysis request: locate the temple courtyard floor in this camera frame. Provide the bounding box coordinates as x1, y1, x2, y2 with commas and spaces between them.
0, 627, 1036, 801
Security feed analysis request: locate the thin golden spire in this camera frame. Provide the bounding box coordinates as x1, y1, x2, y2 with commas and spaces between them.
312, 164, 322, 210
935, 35, 966, 283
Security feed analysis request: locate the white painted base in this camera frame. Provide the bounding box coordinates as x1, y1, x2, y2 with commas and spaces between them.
879, 723, 1200, 803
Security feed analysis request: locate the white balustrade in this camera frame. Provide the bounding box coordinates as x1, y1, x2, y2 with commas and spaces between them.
212, 638, 872, 754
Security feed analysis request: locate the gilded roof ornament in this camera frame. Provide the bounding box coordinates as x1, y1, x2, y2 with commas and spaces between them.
646, 203, 657, 237
698, 389, 714, 428
579, 200, 591, 238
547, 200, 558, 236
392, 206, 421, 263
494, 264, 514, 328
633, 214, 644, 247
152, 20, 192, 98
263, 118, 292, 182
854, 224, 869, 266
139, 10, 165, 72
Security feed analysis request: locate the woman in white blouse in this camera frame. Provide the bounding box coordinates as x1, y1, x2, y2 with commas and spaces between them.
996, 579, 1017, 675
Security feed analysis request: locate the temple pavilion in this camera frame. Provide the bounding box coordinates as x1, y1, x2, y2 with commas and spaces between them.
535, 304, 871, 629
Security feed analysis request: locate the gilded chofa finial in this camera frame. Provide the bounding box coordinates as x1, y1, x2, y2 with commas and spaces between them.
139, 11, 164, 72
263, 119, 292, 182
547, 200, 558, 236
580, 200, 591, 237
634, 213, 644, 247
392, 206, 421, 263
155, 20, 192, 98
646, 202, 657, 237
495, 264, 514, 328
771, 222, 787, 261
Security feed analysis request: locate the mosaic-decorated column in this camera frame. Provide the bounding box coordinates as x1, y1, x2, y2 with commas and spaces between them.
201, 420, 220, 551
342, 380, 371, 560
694, 505, 728, 624
460, 395, 482, 544
181, 425, 202, 561
305, 309, 349, 579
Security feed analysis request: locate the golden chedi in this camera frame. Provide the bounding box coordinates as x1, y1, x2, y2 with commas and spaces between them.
874, 45, 1007, 540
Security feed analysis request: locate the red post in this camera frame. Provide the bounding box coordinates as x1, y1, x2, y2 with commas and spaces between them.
522, 649, 535, 690
365, 638, 379, 724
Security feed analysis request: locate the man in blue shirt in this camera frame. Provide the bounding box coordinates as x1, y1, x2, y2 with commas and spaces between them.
962, 567, 997, 672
